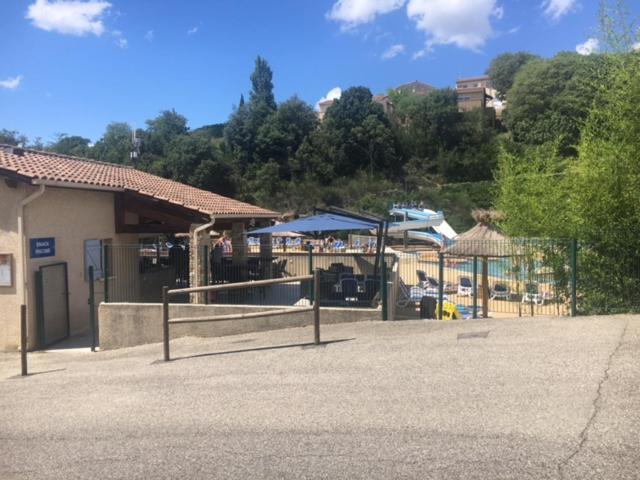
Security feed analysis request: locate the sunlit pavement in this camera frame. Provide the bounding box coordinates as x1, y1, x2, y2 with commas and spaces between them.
1, 315, 638, 479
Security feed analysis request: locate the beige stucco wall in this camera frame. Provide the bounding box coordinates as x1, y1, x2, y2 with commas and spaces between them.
0, 180, 26, 350
0, 180, 138, 351
23, 186, 137, 349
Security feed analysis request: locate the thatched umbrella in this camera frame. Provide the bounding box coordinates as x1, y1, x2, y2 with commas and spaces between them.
444, 210, 510, 318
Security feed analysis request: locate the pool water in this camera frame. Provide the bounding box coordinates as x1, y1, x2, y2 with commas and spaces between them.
452, 258, 544, 280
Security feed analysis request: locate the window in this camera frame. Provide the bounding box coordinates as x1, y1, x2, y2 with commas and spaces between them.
84, 239, 112, 281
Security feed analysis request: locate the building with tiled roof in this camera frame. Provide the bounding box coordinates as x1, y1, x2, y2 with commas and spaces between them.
0, 145, 276, 219
0, 145, 277, 351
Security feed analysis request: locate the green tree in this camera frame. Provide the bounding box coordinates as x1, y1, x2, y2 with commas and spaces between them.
143, 109, 188, 156
503, 52, 612, 156
249, 56, 276, 111
224, 95, 252, 171
91, 122, 133, 164
494, 142, 570, 238
247, 56, 278, 158
486, 51, 540, 100
139, 109, 189, 173
0, 129, 28, 146
254, 96, 317, 178
48, 134, 91, 157
400, 88, 460, 164
317, 86, 401, 179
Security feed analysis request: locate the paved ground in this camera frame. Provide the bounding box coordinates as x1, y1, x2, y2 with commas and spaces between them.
1, 315, 639, 479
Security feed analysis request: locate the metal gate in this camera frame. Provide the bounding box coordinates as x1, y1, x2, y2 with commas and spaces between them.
35, 262, 70, 347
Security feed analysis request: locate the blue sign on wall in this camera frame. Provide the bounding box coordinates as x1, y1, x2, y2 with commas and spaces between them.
30, 237, 55, 259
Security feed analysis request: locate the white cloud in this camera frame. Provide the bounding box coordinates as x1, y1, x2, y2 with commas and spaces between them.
112, 29, 127, 48
576, 37, 599, 55
407, 0, 500, 52
541, 0, 577, 21
187, 25, 199, 35
26, 0, 111, 36
315, 86, 342, 110
327, 0, 405, 29
144, 29, 154, 41
328, 0, 502, 52
412, 48, 428, 59
381, 43, 405, 59
632, 42, 640, 51
0, 75, 23, 90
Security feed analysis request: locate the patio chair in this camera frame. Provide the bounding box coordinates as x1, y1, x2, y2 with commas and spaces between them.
457, 277, 473, 296
339, 273, 355, 284
341, 278, 359, 303
363, 278, 378, 301
416, 270, 433, 288
491, 283, 510, 300
272, 259, 288, 278
396, 278, 412, 307
522, 283, 544, 305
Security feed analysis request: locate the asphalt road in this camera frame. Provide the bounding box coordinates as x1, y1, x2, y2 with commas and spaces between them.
1, 315, 638, 479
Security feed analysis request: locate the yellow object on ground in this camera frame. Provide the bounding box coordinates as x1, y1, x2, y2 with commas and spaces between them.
440, 301, 461, 321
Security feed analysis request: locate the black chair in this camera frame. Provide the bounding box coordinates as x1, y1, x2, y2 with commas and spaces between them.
417, 270, 438, 289
363, 279, 379, 301
341, 278, 359, 303
420, 296, 437, 319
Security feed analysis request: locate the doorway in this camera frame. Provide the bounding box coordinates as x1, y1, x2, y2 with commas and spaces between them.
35, 262, 70, 348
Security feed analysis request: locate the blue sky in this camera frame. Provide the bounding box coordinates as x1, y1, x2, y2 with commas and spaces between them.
1, 0, 636, 143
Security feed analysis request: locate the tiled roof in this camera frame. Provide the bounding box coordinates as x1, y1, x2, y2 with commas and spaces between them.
0, 145, 277, 218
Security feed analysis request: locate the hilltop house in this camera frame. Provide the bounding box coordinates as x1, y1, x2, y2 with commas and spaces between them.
455, 75, 503, 116
318, 80, 436, 121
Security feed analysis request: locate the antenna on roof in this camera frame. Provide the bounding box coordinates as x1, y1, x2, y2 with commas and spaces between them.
130, 128, 141, 167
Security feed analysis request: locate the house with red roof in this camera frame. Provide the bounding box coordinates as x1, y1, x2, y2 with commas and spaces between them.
0, 145, 277, 351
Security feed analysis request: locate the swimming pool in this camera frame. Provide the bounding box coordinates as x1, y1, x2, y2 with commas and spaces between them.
452, 258, 548, 281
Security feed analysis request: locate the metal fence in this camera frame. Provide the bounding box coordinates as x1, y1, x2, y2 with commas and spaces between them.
205, 244, 394, 310
391, 239, 574, 319
99, 242, 393, 312
92, 237, 640, 321
103, 243, 191, 303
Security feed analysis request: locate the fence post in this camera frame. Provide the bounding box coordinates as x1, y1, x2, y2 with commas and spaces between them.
20, 305, 27, 376
313, 269, 321, 345
381, 257, 388, 321
438, 252, 444, 320
88, 266, 97, 352
570, 239, 578, 317
162, 286, 170, 361
103, 243, 110, 303
472, 255, 478, 319
307, 243, 314, 303
203, 245, 209, 305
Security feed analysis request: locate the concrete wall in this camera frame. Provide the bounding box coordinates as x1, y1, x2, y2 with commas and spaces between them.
99, 303, 379, 350
0, 181, 26, 350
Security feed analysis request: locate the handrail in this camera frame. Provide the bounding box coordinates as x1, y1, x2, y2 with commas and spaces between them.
162, 270, 321, 361
169, 307, 314, 324
167, 274, 313, 296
